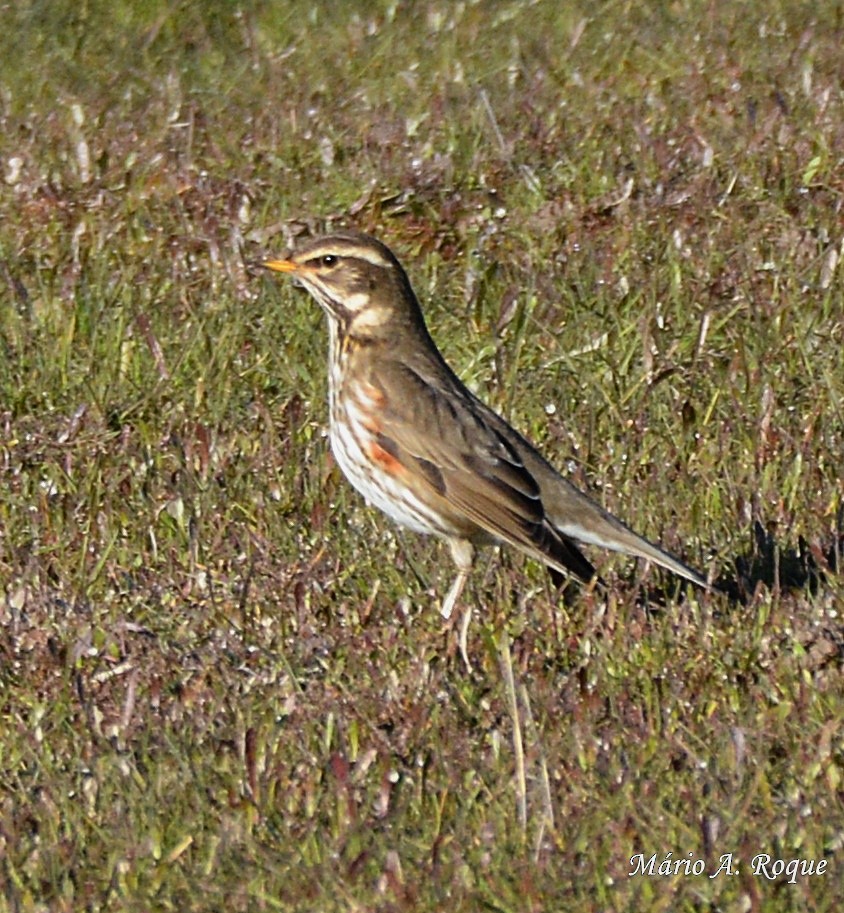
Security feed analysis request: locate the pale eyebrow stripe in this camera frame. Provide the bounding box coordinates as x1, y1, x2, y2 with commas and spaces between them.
298, 242, 392, 269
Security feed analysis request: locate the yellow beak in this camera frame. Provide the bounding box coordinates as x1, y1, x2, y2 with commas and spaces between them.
262, 258, 299, 273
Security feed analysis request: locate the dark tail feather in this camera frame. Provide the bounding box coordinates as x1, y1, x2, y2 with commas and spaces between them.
550, 535, 598, 585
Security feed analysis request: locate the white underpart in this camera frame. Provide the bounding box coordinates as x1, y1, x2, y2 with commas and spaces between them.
326, 320, 452, 538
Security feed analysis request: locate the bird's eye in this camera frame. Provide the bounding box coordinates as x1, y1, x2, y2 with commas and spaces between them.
321, 255, 337, 267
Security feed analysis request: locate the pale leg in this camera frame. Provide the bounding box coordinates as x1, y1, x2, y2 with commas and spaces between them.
441, 539, 474, 620
443, 539, 475, 670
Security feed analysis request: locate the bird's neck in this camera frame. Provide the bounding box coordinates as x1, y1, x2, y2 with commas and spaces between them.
327, 318, 380, 401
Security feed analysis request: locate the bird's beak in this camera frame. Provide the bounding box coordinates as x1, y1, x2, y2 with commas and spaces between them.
262, 258, 299, 274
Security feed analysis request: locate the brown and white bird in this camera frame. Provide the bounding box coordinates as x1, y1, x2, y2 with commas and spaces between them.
263, 230, 709, 619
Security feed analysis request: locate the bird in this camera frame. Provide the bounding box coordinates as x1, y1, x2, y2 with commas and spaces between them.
262, 229, 710, 623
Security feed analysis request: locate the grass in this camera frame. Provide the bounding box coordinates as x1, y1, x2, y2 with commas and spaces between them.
1, 0, 843, 910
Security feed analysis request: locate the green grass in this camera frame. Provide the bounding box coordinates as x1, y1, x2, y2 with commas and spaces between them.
1, 0, 842, 910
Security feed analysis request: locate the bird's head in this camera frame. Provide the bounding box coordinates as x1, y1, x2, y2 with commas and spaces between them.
263, 230, 423, 338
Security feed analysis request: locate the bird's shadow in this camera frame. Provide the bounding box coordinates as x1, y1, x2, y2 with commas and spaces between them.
716, 519, 842, 604
629, 518, 842, 608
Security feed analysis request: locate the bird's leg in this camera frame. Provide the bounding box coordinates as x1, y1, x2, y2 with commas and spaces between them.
441, 538, 474, 620
441, 538, 475, 670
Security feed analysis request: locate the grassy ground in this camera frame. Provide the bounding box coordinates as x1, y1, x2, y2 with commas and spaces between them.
1, 1, 843, 910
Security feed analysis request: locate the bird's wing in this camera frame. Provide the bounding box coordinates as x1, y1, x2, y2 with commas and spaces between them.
369, 358, 597, 583
477, 383, 711, 589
